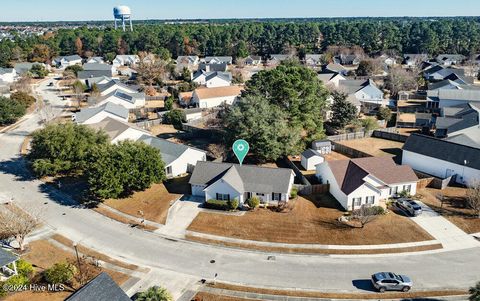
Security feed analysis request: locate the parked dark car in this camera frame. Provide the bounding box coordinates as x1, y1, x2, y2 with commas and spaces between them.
371, 272, 413, 293
396, 198, 423, 216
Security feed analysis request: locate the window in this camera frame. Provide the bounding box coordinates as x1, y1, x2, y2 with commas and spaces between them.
216, 193, 230, 201
166, 166, 172, 175
403, 185, 411, 192
272, 193, 281, 201
390, 186, 398, 195
366, 196, 375, 204
353, 197, 362, 207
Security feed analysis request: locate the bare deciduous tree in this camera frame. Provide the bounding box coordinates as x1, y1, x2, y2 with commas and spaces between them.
466, 181, 480, 219
0, 204, 41, 251
136, 53, 170, 88
207, 144, 226, 161
351, 205, 380, 228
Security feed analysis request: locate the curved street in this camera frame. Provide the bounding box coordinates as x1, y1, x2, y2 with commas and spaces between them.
0, 77, 479, 295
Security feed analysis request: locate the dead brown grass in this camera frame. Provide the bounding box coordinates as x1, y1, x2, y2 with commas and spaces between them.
9, 239, 131, 301
323, 151, 351, 161
419, 187, 480, 234
187, 196, 433, 245
103, 183, 179, 225
149, 124, 178, 136
193, 292, 256, 301
207, 283, 467, 300
51, 234, 139, 271
337, 138, 404, 157
93, 206, 159, 231
186, 235, 442, 254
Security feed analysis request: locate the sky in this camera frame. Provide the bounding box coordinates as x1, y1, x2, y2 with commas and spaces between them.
1, 0, 480, 22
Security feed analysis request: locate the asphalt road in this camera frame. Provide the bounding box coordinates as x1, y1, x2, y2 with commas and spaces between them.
0, 78, 479, 294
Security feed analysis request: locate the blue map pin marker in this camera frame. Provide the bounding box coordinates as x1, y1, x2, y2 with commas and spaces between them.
233, 140, 249, 165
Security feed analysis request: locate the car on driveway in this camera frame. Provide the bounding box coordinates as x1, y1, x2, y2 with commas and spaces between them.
371, 272, 413, 292
396, 198, 423, 216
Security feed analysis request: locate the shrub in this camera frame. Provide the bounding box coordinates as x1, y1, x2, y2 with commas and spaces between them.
0, 96, 26, 125
4, 274, 29, 287
290, 187, 298, 199
137, 286, 173, 301
13, 259, 34, 278
228, 198, 239, 210
368, 206, 385, 215
10, 92, 36, 108
44, 262, 77, 285
246, 196, 260, 209
397, 190, 411, 198
205, 199, 229, 211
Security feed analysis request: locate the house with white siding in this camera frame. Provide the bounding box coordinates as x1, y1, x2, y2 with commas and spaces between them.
192, 71, 232, 88
92, 89, 145, 110
316, 157, 418, 211
138, 135, 207, 178
0, 68, 16, 83
191, 86, 243, 109
301, 149, 324, 171
204, 56, 233, 65
88, 117, 149, 144
402, 134, 480, 185
97, 80, 138, 96
112, 55, 140, 67
73, 102, 129, 125
190, 161, 295, 206
52, 55, 82, 69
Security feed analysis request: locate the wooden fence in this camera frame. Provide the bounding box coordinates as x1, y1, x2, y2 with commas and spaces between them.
326, 127, 400, 143
415, 171, 453, 190
372, 130, 408, 143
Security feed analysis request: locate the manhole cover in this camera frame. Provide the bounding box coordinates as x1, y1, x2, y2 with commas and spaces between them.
210, 259, 216, 264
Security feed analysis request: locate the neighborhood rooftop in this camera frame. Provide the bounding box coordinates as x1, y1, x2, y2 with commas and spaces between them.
138, 135, 205, 166
74, 102, 129, 124
189, 161, 294, 194
194, 85, 243, 100
65, 272, 130, 301
0, 248, 18, 267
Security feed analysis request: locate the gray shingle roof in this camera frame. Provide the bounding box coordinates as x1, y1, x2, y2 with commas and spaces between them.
403, 134, 480, 169
78, 70, 113, 80
138, 135, 205, 166
75, 102, 129, 124
0, 248, 18, 267
66, 272, 130, 301
427, 89, 480, 103
97, 80, 137, 94
302, 149, 323, 159
88, 117, 149, 141
189, 161, 294, 194
83, 63, 113, 71
204, 56, 233, 64
312, 139, 332, 149
446, 133, 480, 148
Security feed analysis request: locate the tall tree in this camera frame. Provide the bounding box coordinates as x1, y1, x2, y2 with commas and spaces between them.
330, 92, 358, 129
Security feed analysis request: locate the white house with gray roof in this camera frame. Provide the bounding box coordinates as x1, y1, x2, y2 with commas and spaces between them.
138, 135, 207, 178
93, 89, 145, 110
427, 89, 480, 109
189, 161, 295, 205
0, 248, 18, 281
73, 102, 129, 125
204, 56, 233, 65
0, 68, 16, 83
97, 80, 138, 96
112, 55, 140, 67
192, 71, 232, 88
66, 272, 130, 301
88, 117, 149, 144
52, 55, 82, 69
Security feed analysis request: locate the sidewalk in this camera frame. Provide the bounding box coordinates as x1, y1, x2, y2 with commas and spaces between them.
411, 201, 480, 251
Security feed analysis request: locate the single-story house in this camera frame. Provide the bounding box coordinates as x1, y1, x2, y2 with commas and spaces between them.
0, 248, 18, 281
190, 161, 295, 205
52, 55, 82, 69
97, 80, 138, 96
434, 103, 480, 138
191, 86, 243, 109
245, 55, 262, 66
436, 54, 465, 66
82, 63, 115, 75
78, 70, 113, 81
305, 54, 323, 66
73, 102, 129, 125
204, 56, 233, 65
13, 62, 48, 76
176, 56, 200, 66
423, 65, 466, 82
301, 149, 324, 171
267, 54, 291, 65
65, 272, 130, 301
311, 140, 333, 154
316, 157, 418, 211
0, 68, 16, 83
88, 117, 149, 144
323, 63, 347, 75
192, 71, 232, 88
86, 57, 105, 64
85, 76, 113, 88
338, 79, 384, 107
402, 133, 480, 185
317, 72, 346, 88
92, 89, 146, 110
198, 62, 228, 73
138, 135, 207, 178
112, 55, 139, 67
334, 54, 361, 66
403, 54, 428, 67
427, 89, 480, 109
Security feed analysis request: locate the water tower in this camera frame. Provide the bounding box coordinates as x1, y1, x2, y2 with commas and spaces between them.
113, 6, 133, 32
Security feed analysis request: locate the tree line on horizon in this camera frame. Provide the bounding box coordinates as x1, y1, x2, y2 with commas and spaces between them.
1, 18, 480, 67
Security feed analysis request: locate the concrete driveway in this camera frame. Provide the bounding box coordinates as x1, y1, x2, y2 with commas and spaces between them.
156, 195, 204, 238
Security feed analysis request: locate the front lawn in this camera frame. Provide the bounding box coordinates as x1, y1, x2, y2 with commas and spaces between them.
187, 195, 433, 245
418, 187, 480, 234
104, 183, 181, 224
